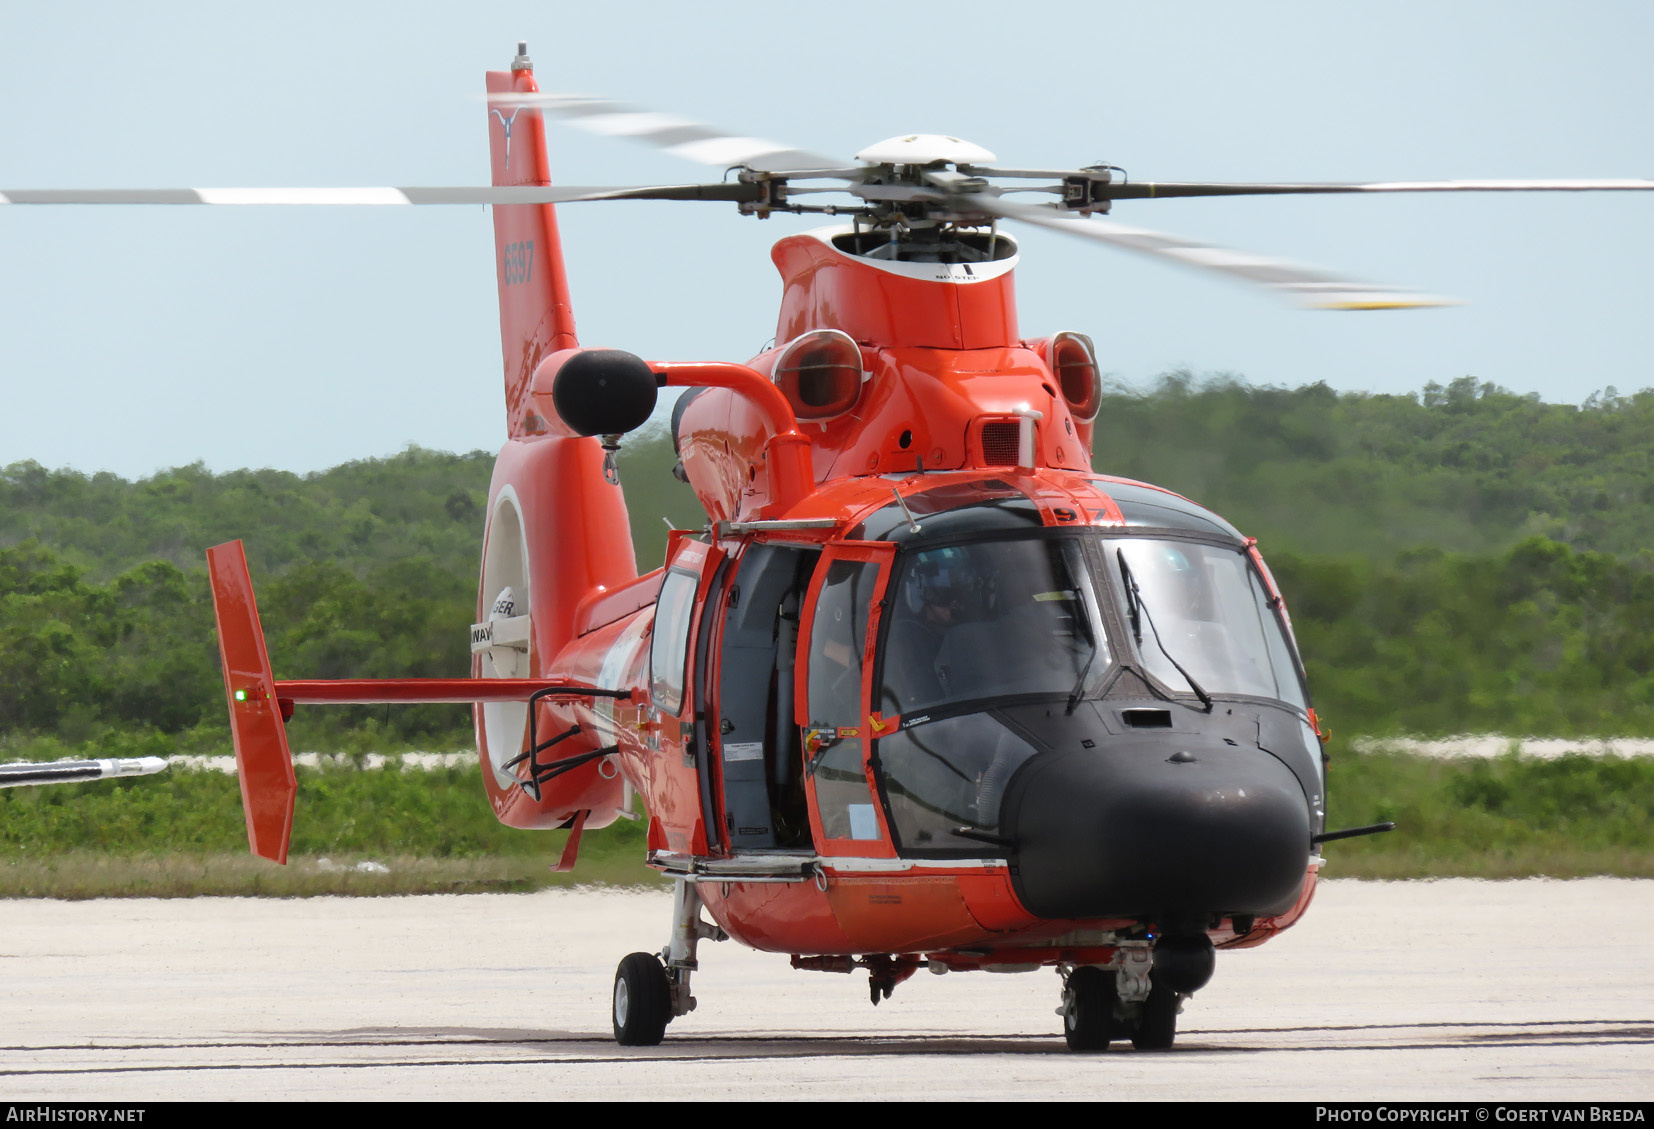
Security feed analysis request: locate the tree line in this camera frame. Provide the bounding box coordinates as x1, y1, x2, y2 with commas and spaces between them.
3, 374, 1652, 751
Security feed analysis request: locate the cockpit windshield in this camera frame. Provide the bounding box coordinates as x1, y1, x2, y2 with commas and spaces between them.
1107, 537, 1306, 708
877, 536, 1108, 717
872, 531, 1306, 717
862, 529, 1308, 855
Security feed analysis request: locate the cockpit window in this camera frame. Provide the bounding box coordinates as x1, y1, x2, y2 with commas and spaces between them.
1108, 538, 1306, 707
878, 536, 1108, 716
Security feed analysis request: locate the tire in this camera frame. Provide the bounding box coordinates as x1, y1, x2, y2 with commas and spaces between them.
613, 952, 672, 1046
1063, 966, 1119, 1052
1129, 981, 1178, 1051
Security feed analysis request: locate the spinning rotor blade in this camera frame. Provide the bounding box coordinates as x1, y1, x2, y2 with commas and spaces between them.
966, 193, 1455, 310
1101, 177, 1654, 201
485, 92, 853, 175
938, 173, 1654, 306
0, 184, 759, 206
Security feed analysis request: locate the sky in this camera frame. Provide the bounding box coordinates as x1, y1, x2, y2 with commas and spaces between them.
2, 1, 1651, 479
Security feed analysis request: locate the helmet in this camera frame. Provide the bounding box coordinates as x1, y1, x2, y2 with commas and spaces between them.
1144, 544, 1212, 619
905, 548, 983, 618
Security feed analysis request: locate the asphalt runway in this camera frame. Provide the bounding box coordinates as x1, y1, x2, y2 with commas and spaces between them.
0, 879, 1648, 1102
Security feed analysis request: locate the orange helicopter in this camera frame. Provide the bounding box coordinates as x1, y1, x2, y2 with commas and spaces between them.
13, 43, 1653, 1050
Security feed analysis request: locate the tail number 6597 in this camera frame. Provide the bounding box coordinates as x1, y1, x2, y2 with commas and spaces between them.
503, 240, 535, 286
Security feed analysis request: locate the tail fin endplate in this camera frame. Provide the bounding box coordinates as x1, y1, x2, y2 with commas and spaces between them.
205, 540, 297, 864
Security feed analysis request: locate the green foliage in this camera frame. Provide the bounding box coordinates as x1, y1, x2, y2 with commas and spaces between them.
615, 422, 712, 568
1324, 750, 1654, 878
0, 853, 663, 898
1274, 537, 1654, 736
0, 759, 657, 891
0, 376, 1649, 892
0, 439, 706, 748
0, 433, 703, 587
1093, 373, 1654, 562
0, 543, 220, 739
0, 448, 496, 582
0, 538, 472, 746
8, 381, 1654, 746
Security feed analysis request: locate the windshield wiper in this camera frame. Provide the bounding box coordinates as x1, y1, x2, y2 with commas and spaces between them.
1116, 548, 1214, 714
1117, 549, 1144, 646
1064, 617, 1101, 715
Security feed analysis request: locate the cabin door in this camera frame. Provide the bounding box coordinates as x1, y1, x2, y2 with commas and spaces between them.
711, 543, 819, 850
795, 542, 897, 857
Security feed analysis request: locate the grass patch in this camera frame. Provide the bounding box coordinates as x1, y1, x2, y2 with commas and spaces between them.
0, 759, 664, 895
1322, 749, 1654, 878
0, 852, 666, 898
0, 759, 656, 858
0, 747, 1650, 894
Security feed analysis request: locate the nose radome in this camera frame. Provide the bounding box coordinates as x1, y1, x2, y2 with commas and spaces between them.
999, 738, 1312, 923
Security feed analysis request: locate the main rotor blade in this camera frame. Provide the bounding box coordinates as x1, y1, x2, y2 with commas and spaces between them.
969, 193, 1454, 310
0, 184, 759, 206
1103, 178, 1654, 201
485, 92, 853, 175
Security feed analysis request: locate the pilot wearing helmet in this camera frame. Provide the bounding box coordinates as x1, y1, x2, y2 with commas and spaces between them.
880, 548, 982, 712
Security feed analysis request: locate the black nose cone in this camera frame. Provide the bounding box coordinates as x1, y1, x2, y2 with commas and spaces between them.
1000, 738, 1311, 922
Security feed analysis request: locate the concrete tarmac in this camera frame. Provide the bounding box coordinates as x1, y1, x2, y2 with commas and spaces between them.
0, 879, 1649, 1102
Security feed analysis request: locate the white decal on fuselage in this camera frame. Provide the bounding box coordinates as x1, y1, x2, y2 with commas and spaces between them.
594, 612, 652, 737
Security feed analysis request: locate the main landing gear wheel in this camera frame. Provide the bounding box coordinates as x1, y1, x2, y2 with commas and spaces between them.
1063, 966, 1121, 1052
1128, 982, 1179, 1051
613, 952, 672, 1046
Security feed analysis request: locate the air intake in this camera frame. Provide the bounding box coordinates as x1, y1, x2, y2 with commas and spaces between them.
980, 421, 1020, 466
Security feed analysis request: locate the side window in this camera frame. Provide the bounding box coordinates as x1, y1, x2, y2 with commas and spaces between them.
1247, 567, 1309, 709
807, 560, 874, 725
806, 559, 882, 841
651, 569, 699, 716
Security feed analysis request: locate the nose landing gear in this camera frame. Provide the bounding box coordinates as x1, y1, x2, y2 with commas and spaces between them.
1059, 934, 1208, 1052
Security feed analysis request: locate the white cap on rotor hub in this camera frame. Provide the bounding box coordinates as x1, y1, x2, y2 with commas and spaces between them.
855, 134, 997, 166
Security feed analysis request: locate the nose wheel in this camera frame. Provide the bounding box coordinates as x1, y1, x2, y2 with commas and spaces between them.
1060, 959, 1184, 1052
1128, 982, 1179, 1051
1061, 965, 1122, 1050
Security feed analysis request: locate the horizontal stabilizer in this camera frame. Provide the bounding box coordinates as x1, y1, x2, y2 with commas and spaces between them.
274, 677, 616, 706
205, 540, 297, 864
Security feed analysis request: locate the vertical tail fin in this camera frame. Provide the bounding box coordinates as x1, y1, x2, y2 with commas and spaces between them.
487, 47, 578, 437
206, 541, 297, 864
